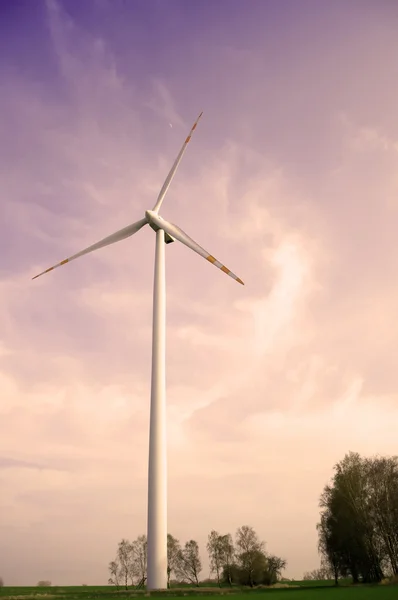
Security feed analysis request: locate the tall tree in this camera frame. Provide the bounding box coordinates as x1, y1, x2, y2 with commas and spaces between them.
318, 452, 398, 584
131, 535, 147, 587
109, 538, 140, 589
117, 539, 134, 589
108, 560, 121, 590
317, 515, 341, 585
265, 555, 287, 585
167, 534, 181, 588
219, 534, 235, 586
176, 540, 202, 586
207, 530, 226, 586
365, 456, 398, 575
235, 526, 265, 587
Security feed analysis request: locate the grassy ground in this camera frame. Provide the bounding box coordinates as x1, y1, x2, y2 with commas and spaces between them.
1, 583, 397, 600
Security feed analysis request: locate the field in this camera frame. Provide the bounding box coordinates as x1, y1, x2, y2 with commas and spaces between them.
1, 582, 397, 600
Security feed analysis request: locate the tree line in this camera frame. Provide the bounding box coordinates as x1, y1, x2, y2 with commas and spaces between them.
4, 451, 395, 589
316, 451, 398, 584
108, 526, 287, 588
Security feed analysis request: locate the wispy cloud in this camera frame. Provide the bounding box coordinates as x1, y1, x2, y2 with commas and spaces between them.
0, 457, 54, 471
145, 78, 186, 128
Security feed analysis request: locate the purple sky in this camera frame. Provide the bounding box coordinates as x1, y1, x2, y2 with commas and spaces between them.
1, 0, 398, 586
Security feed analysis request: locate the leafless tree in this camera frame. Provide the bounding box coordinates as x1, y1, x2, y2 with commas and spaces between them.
108, 539, 134, 589
207, 530, 223, 586
131, 535, 147, 587
167, 534, 181, 588
220, 534, 235, 586
176, 540, 202, 586
120, 538, 135, 588
207, 530, 235, 586
303, 563, 333, 581
108, 560, 121, 590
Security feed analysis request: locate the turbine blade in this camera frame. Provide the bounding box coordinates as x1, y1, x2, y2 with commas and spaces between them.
159, 217, 244, 285
152, 112, 203, 213
32, 217, 147, 280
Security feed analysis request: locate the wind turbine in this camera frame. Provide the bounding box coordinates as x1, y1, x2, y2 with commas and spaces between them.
32, 112, 244, 590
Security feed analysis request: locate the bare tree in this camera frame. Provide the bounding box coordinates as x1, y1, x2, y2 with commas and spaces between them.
236, 525, 264, 554
207, 530, 224, 586
207, 531, 235, 587
0, 577, 4, 588
221, 534, 235, 586
108, 535, 149, 589
108, 560, 121, 589
167, 534, 181, 588
303, 563, 333, 581
117, 539, 133, 589
176, 540, 202, 586
131, 535, 147, 587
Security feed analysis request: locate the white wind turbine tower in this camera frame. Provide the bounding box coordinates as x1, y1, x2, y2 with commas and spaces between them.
32, 113, 244, 590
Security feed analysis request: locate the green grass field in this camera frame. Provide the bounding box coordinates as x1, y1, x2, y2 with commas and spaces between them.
1, 583, 397, 600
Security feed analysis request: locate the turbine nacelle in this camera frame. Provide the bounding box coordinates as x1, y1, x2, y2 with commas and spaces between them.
145, 209, 162, 228
145, 210, 175, 244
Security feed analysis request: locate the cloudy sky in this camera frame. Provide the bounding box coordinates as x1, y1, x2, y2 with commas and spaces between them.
1, 0, 398, 586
